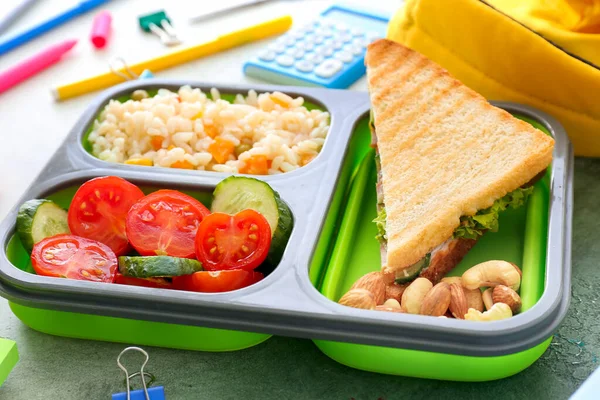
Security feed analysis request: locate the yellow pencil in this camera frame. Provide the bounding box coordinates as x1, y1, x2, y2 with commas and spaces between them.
52, 15, 293, 101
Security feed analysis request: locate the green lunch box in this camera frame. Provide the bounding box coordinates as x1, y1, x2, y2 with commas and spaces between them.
0, 81, 572, 381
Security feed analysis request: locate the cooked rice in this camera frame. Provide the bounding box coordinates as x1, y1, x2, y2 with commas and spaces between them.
87, 86, 330, 174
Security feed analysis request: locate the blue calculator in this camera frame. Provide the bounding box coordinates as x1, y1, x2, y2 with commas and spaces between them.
243, 4, 389, 89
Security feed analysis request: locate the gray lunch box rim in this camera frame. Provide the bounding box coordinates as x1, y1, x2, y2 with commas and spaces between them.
0, 80, 573, 357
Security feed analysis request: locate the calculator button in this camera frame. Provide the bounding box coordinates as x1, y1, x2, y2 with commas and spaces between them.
319, 18, 336, 28
269, 43, 286, 54
315, 27, 333, 37
351, 28, 364, 36
313, 35, 325, 44
314, 59, 343, 78
258, 50, 276, 61
295, 60, 314, 73
347, 44, 364, 56
315, 46, 334, 57
331, 40, 344, 50
339, 33, 353, 43
276, 36, 294, 46
286, 47, 305, 59
276, 55, 295, 67
290, 30, 305, 40
305, 53, 324, 64
335, 23, 349, 32
353, 37, 370, 48
296, 42, 314, 51
334, 50, 353, 63
283, 36, 296, 46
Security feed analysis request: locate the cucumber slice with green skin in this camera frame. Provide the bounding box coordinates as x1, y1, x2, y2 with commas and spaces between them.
211, 176, 293, 267
394, 254, 431, 284
118, 256, 203, 278
17, 199, 70, 252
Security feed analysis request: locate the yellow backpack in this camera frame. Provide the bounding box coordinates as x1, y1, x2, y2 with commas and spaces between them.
387, 0, 600, 156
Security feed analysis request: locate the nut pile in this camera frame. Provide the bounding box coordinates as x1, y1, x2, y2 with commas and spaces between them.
338, 260, 523, 322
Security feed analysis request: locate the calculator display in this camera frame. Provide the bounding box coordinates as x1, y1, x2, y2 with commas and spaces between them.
323, 9, 388, 30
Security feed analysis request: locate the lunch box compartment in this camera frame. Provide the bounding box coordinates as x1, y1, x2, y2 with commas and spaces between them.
2, 172, 282, 352
311, 105, 573, 380
75, 84, 332, 178
0, 82, 572, 376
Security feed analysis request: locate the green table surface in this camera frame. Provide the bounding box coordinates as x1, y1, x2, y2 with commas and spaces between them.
0, 158, 598, 400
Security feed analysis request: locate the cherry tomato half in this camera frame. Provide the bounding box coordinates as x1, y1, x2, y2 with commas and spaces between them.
31, 234, 117, 282
68, 176, 144, 256
195, 210, 271, 271
126, 190, 210, 258
173, 270, 264, 293
114, 273, 173, 289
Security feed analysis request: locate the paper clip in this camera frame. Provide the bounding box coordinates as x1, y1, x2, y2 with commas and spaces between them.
108, 57, 154, 81
112, 347, 166, 400
139, 10, 181, 46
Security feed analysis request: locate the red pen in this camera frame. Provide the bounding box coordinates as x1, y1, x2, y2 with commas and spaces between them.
0, 39, 77, 94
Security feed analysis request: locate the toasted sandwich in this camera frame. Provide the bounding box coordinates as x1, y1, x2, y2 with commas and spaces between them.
365, 39, 554, 283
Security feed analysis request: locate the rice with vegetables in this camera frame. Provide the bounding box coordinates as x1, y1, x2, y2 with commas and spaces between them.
87, 86, 330, 174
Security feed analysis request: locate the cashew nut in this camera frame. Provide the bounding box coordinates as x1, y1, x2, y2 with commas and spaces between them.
482, 288, 494, 311
441, 277, 462, 285
461, 260, 521, 291
464, 303, 513, 321
383, 298, 402, 310
401, 277, 433, 314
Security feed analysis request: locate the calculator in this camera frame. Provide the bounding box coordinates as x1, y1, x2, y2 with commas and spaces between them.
243, 4, 390, 89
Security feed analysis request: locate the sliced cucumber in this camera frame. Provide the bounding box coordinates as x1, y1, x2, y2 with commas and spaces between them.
17, 199, 70, 252
394, 254, 431, 284
211, 176, 293, 267
119, 256, 202, 278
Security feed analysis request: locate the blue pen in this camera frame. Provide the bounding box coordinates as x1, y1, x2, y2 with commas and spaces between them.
0, 0, 110, 57
0, 0, 41, 36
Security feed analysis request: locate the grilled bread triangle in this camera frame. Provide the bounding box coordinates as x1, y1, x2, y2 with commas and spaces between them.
366, 39, 555, 275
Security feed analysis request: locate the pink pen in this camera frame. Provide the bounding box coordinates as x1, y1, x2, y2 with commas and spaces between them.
0, 39, 77, 94
90, 11, 111, 49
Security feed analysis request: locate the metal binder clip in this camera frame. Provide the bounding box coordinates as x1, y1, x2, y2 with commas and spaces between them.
139, 11, 181, 46
108, 57, 154, 82
112, 347, 165, 400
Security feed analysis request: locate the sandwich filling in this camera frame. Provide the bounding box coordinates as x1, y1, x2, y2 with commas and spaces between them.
369, 111, 534, 280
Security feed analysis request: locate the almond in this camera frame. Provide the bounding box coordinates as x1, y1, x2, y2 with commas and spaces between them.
385, 283, 407, 303
482, 288, 494, 311
419, 282, 451, 316
492, 285, 522, 313
339, 289, 376, 310
350, 272, 386, 305
449, 282, 468, 319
